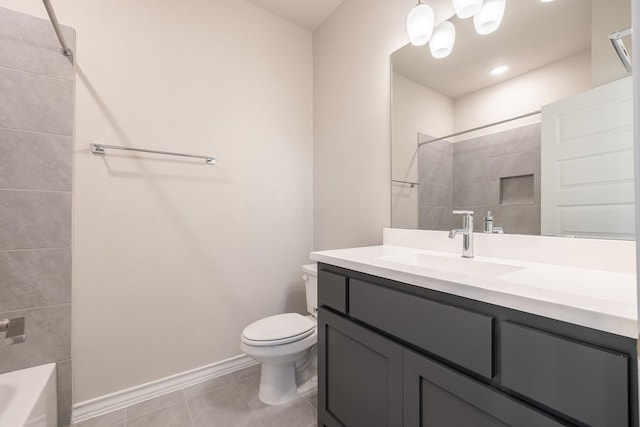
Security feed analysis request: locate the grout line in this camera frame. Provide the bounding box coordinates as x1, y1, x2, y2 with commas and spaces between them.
0, 302, 71, 315
232, 379, 265, 427
181, 389, 196, 427
0, 126, 73, 138
0, 188, 72, 194
0, 247, 70, 253
0, 245, 72, 255
0, 64, 74, 83
233, 375, 254, 409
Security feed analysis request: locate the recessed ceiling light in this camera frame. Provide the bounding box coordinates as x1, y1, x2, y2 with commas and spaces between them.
540, 0, 555, 3
491, 65, 509, 75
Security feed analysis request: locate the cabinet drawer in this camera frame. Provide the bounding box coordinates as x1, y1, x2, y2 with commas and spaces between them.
318, 269, 348, 313
349, 279, 494, 378
501, 322, 629, 427
404, 349, 564, 427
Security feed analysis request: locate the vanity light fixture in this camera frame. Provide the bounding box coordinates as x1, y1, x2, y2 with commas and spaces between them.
407, 1, 435, 46
430, 21, 456, 58
474, 0, 506, 35
491, 65, 509, 75
453, 0, 484, 19
406, 0, 507, 58
540, 0, 556, 2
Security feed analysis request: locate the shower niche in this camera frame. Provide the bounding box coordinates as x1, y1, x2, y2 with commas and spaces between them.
417, 123, 541, 235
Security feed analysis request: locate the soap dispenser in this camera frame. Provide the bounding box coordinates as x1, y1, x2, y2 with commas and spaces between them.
484, 211, 494, 233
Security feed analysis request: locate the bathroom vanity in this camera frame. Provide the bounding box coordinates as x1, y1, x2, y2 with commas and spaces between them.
311, 230, 638, 427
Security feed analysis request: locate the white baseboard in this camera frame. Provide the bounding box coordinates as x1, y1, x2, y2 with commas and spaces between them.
71, 354, 257, 424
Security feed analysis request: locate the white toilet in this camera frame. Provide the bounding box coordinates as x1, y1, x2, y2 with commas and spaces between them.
240, 264, 318, 405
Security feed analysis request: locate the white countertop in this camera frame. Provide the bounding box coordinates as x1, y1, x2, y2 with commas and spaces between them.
311, 244, 638, 338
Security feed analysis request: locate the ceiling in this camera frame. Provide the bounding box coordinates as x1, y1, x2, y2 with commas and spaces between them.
393, 0, 593, 99
245, 0, 344, 31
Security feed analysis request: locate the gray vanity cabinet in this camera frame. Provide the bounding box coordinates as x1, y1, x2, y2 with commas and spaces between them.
501, 322, 629, 426
317, 263, 638, 427
318, 307, 403, 427
403, 349, 564, 427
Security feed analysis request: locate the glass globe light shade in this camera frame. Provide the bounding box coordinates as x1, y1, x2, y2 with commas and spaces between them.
407, 3, 435, 46
453, 0, 484, 19
429, 21, 456, 59
473, 0, 506, 35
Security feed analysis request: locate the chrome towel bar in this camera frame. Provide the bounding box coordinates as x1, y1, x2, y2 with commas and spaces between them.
92, 143, 216, 165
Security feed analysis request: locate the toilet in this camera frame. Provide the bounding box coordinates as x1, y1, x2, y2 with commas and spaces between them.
240, 264, 318, 405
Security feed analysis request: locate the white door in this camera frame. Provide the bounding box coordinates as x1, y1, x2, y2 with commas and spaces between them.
541, 76, 634, 239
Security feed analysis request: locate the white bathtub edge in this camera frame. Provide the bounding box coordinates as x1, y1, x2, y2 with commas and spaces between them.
0, 363, 57, 427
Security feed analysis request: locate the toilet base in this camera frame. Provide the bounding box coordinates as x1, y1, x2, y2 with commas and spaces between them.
258, 362, 298, 405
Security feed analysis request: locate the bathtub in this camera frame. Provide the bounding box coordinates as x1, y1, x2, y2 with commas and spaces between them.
0, 364, 57, 427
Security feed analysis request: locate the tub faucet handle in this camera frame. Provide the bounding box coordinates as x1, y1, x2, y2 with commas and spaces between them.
0, 317, 26, 345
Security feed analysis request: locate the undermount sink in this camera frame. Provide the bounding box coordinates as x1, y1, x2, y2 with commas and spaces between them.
376, 252, 524, 278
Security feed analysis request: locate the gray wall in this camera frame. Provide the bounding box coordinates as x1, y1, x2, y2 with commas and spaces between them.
419, 123, 541, 235
0, 7, 74, 426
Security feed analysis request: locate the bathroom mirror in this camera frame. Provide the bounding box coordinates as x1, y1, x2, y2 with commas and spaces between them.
391, 0, 634, 240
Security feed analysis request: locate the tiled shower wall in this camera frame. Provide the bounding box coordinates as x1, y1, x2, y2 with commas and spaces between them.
417, 136, 453, 231
0, 7, 74, 426
418, 123, 541, 235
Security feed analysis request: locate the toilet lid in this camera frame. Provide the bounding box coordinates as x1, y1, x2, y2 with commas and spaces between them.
242, 313, 315, 345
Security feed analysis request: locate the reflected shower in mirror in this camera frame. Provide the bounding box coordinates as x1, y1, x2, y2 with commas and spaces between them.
391, 0, 634, 240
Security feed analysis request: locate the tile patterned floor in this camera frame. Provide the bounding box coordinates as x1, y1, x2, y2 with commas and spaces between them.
72, 365, 317, 427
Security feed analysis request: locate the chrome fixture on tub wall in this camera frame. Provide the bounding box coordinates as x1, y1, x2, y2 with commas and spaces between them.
0, 317, 26, 345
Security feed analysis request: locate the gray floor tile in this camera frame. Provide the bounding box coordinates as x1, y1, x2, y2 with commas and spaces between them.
236, 373, 314, 425
77, 365, 317, 427
187, 382, 259, 427
71, 409, 125, 427
183, 373, 235, 400
235, 373, 268, 411
304, 390, 317, 410
126, 402, 193, 427
126, 390, 186, 420
255, 399, 316, 427
231, 364, 260, 381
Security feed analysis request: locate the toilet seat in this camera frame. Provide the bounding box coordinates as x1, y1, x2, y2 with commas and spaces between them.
241, 313, 316, 347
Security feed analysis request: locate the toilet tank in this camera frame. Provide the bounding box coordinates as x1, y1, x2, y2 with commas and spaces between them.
302, 264, 318, 317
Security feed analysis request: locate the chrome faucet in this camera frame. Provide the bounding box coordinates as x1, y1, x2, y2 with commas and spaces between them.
449, 210, 474, 258
0, 317, 26, 345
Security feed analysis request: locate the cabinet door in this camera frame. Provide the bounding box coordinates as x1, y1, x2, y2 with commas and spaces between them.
403, 349, 567, 427
318, 308, 403, 427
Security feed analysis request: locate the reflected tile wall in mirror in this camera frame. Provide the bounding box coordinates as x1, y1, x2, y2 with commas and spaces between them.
417, 124, 541, 235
